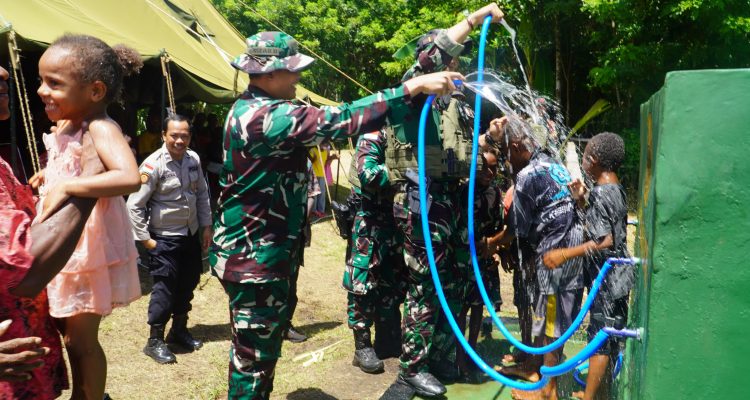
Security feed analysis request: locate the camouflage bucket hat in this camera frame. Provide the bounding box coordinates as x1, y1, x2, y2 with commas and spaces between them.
231, 31, 315, 74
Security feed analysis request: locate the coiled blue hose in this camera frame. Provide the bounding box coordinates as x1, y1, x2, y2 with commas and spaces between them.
417, 14, 640, 390
419, 92, 548, 390
464, 15, 637, 355
419, 96, 636, 389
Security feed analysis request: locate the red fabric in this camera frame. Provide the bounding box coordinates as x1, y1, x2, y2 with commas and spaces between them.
0, 158, 68, 399
0, 159, 34, 290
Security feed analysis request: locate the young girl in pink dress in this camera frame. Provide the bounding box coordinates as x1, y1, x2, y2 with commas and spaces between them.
33, 34, 143, 400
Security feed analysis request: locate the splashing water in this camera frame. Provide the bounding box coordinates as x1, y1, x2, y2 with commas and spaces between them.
462, 71, 567, 159
499, 19, 539, 124
460, 20, 586, 300
499, 18, 516, 41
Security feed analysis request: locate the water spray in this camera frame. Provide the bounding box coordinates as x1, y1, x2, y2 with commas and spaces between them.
417, 14, 643, 390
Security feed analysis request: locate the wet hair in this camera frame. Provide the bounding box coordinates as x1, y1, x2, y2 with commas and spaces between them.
49, 34, 142, 104
588, 132, 625, 171
503, 117, 536, 151
163, 113, 191, 133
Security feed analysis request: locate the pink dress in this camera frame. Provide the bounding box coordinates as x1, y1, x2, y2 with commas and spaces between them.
39, 130, 141, 318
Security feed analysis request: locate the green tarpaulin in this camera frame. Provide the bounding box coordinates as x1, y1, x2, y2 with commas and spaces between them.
0, 0, 337, 105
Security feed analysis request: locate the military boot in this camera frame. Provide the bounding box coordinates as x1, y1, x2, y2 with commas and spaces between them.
284, 325, 308, 343
374, 319, 402, 359
166, 314, 203, 351
399, 372, 446, 397
143, 324, 176, 364
352, 329, 384, 374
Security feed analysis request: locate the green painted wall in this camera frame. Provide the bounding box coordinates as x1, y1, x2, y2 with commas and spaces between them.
622, 69, 750, 399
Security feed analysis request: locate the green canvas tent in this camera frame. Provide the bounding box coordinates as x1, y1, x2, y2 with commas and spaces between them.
0, 0, 337, 105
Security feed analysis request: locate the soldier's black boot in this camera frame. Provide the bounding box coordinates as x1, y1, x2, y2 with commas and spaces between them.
143, 324, 176, 364
399, 372, 446, 398
284, 325, 308, 343
352, 329, 384, 373
166, 314, 203, 351
374, 319, 402, 359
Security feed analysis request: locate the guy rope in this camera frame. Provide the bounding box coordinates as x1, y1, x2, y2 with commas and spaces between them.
7, 30, 40, 174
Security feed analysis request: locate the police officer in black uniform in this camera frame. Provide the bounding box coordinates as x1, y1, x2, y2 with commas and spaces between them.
127, 113, 213, 364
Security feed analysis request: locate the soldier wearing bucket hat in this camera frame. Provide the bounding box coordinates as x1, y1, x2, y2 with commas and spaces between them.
231, 32, 315, 74
211, 30, 464, 400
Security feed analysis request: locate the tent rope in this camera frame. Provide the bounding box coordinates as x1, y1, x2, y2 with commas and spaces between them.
314, 144, 337, 226
328, 141, 350, 182
7, 31, 40, 174
160, 53, 177, 112
234, 0, 373, 95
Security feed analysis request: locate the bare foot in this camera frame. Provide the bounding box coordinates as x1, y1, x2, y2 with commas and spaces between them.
511, 388, 544, 400
495, 364, 541, 382
571, 391, 584, 399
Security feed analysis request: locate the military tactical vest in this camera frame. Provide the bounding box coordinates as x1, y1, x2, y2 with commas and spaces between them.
385, 97, 481, 182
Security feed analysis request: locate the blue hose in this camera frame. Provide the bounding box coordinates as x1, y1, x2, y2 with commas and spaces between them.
464, 12, 640, 357
474, 256, 635, 355
417, 14, 639, 390
418, 17, 552, 390
418, 95, 632, 389
464, 24, 637, 353
539, 330, 610, 377
419, 92, 547, 390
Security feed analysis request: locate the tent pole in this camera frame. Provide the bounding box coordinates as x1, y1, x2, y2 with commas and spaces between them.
8, 61, 17, 176
161, 65, 166, 131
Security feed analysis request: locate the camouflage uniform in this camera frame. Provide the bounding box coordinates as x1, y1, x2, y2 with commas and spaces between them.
455, 182, 503, 309
210, 32, 417, 400
392, 29, 473, 376
343, 131, 405, 334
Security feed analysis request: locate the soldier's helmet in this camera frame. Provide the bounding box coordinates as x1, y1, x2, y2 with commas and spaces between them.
231, 32, 315, 74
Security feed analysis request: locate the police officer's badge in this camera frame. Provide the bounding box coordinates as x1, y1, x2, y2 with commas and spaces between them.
140, 163, 155, 184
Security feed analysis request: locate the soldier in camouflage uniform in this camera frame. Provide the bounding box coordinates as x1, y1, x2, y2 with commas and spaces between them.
385, 4, 508, 397
343, 130, 405, 374
454, 149, 503, 380
210, 31, 462, 399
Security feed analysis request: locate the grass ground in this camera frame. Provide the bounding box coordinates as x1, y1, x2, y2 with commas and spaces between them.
63, 153, 636, 399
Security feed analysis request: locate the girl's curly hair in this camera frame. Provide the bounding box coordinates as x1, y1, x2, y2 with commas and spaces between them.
50, 34, 143, 104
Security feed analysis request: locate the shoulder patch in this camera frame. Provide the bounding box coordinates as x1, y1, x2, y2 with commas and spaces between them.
140, 173, 150, 184
142, 163, 155, 174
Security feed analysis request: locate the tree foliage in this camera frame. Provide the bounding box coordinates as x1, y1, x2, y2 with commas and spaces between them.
211, 0, 750, 187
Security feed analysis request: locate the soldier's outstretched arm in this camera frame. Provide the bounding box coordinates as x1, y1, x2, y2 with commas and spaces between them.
261, 71, 462, 148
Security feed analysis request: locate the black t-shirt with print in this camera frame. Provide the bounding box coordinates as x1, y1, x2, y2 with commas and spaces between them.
584, 183, 634, 301
508, 151, 584, 295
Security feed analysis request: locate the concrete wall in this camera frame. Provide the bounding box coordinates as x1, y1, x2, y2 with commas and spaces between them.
622, 69, 750, 399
